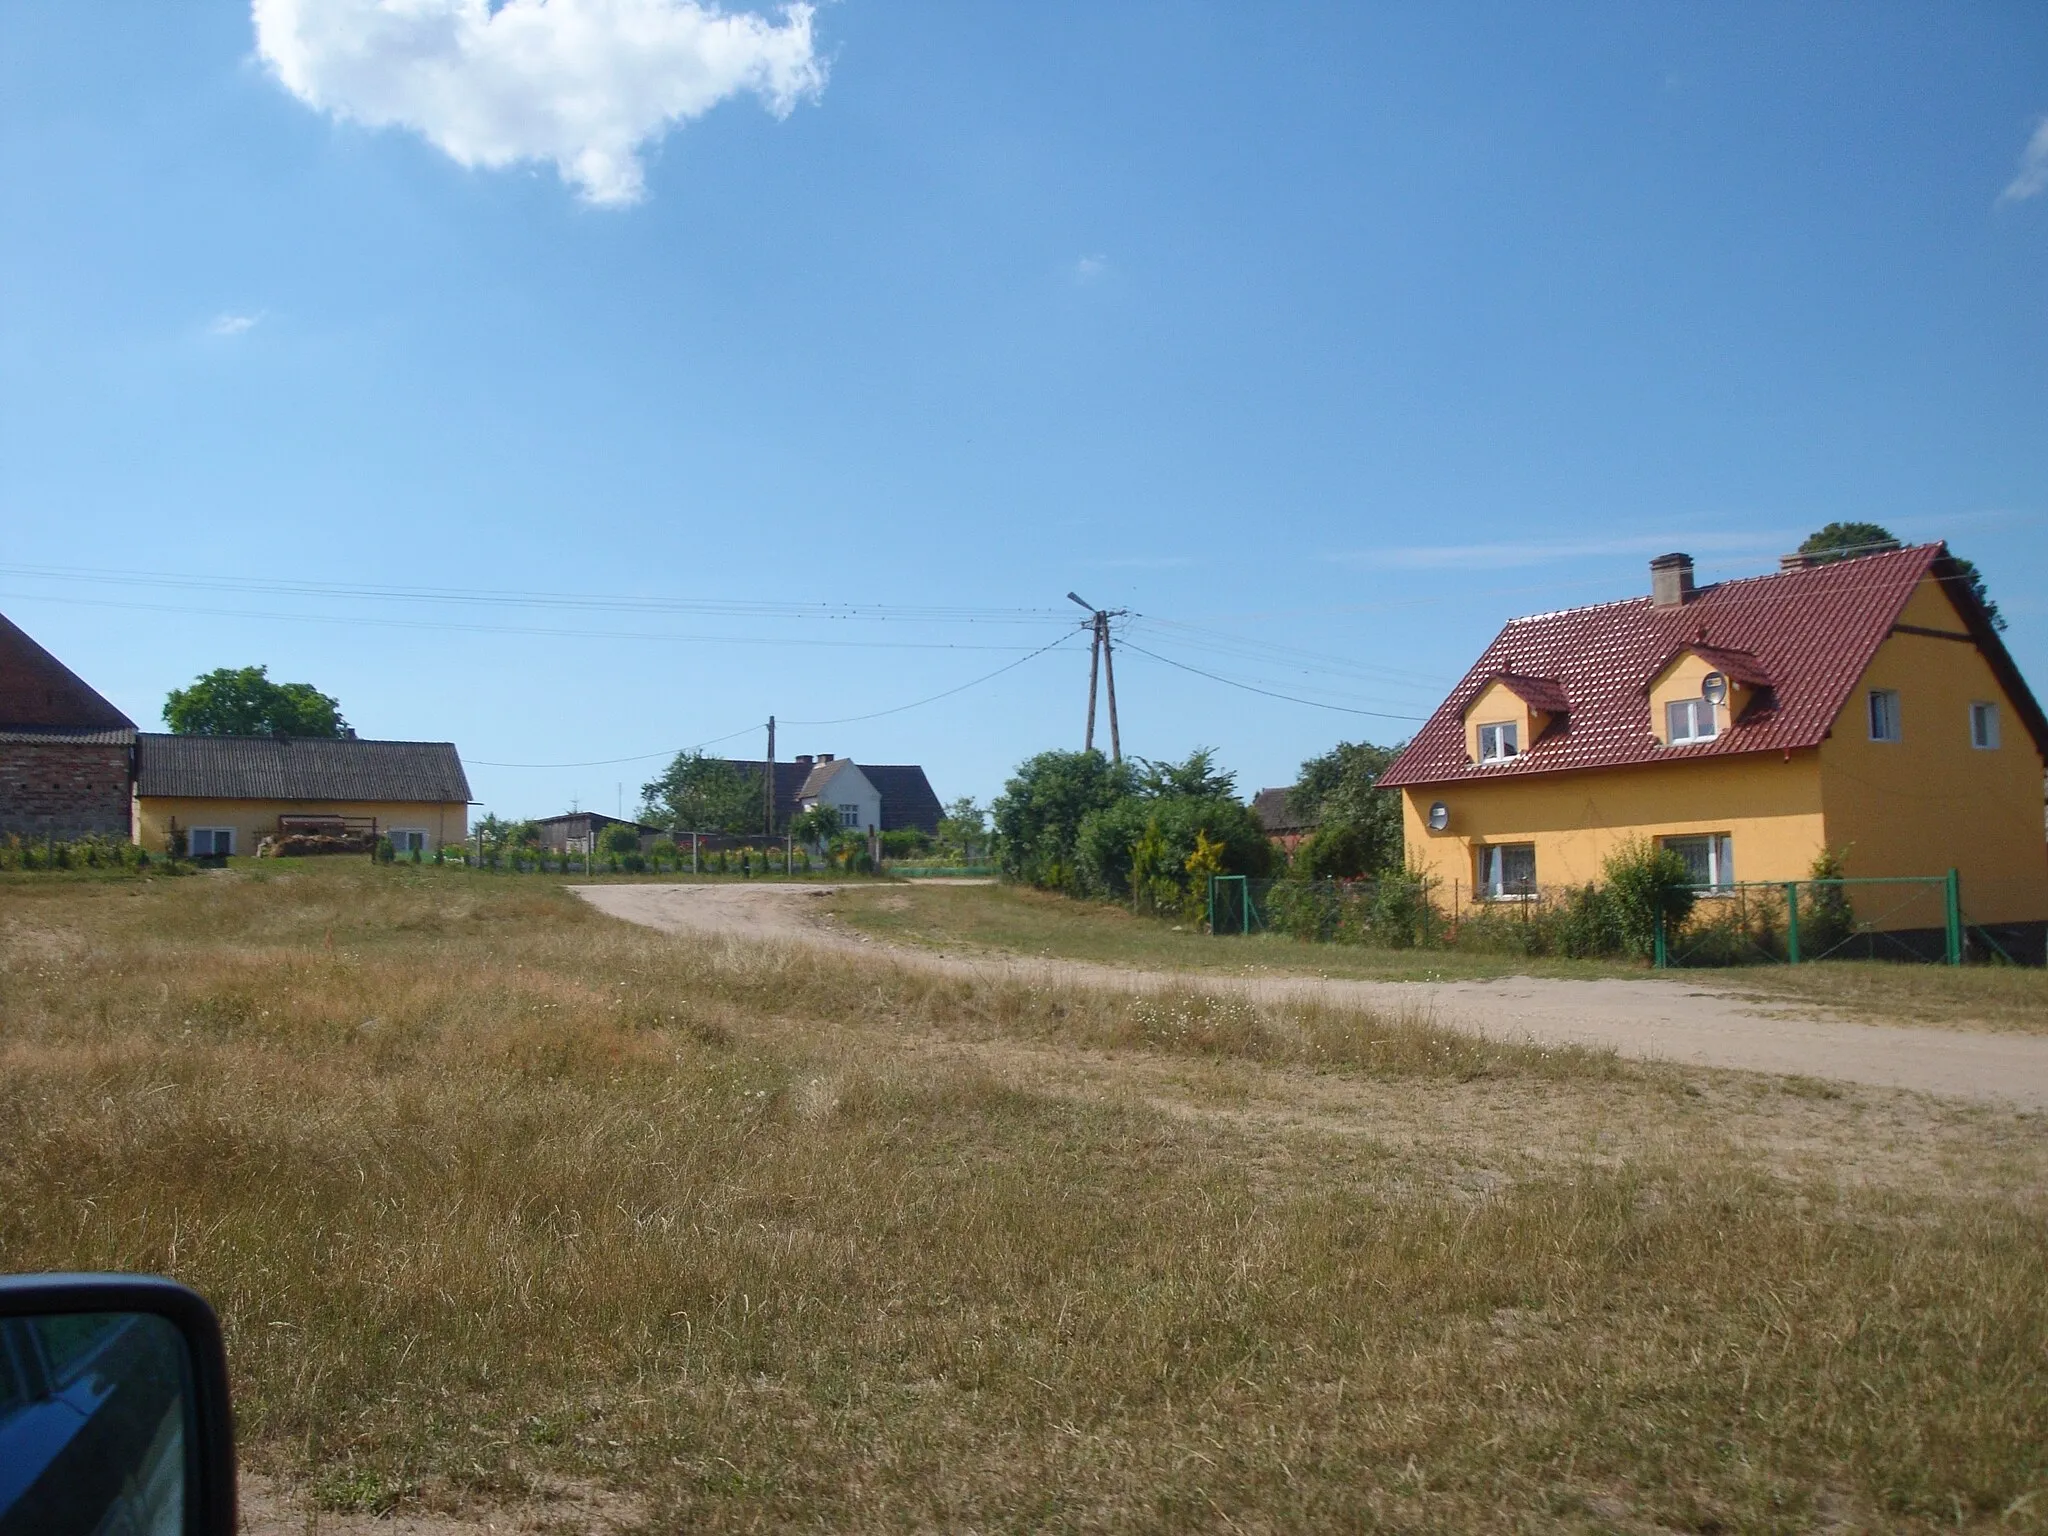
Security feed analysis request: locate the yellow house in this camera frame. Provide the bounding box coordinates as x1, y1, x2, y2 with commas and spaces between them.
1378, 544, 2048, 955
133, 733, 470, 857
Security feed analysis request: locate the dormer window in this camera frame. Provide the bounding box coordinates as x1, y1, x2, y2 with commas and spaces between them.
1665, 697, 1717, 744
1477, 722, 1519, 761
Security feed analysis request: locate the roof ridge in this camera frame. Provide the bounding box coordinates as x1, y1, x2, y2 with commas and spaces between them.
1499, 542, 1940, 629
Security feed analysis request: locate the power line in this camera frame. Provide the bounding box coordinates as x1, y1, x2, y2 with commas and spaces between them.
468, 723, 763, 770
1116, 638, 1430, 722
784, 631, 1082, 727
0, 591, 1050, 652
467, 632, 1081, 765
0, 563, 1061, 626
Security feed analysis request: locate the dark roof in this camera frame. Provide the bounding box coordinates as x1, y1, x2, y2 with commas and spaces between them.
863, 764, 943, 834
135, 734, 471, 803
535, 812, 665, 833
705, 758, 944, 834
0, 612, 135, 731
1382, 543, 2048, 788
1251, 786, 1314, 833
0, 725, 135, 746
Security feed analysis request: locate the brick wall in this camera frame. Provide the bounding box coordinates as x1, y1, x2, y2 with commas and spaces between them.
0, 740, 133, 838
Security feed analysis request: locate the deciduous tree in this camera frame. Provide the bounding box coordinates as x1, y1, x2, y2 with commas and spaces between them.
163, 666, 347, 737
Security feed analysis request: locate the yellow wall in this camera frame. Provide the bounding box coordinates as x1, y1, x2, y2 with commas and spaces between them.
134, 798, 469, 855
1400, 752, 1827, 901
1647, 650, 1758, 744
1815, 577, 2048, 924
1462, 679, 1554, 762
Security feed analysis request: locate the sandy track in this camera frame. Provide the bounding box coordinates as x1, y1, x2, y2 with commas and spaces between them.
573, 882, 2048, 1111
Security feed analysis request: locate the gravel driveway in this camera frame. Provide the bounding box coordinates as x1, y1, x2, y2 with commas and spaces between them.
573, 882, 2048, 1112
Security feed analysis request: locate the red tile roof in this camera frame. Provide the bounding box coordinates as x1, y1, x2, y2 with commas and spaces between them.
1476, 672, 1571, 717
1380, 543, 2044, 788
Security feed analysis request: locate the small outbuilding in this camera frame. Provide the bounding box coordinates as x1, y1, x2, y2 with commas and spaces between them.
133, 733, 471, 857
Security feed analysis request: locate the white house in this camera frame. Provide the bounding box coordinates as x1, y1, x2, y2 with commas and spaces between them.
794, 754, 883, 833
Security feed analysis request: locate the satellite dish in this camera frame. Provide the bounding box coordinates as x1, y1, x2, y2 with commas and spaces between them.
1427, 801, 1450, 833
1701, 672, 1729, 706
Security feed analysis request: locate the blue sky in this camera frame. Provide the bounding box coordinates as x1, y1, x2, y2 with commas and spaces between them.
3, 2, 2044, 821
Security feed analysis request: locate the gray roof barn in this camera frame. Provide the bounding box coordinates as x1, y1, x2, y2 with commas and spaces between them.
135, 734, 471, 803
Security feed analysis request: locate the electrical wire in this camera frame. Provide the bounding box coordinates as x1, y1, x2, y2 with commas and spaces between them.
468, 723, 764, 770
0, 592, 1050, 652
1115, 638, 1430, 722
783, 631, 1083, 726
0, 562, 1062, 626
468, 632, 1082, 767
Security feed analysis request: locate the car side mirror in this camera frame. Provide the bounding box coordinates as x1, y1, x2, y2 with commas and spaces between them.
0, 1274, 236, 1536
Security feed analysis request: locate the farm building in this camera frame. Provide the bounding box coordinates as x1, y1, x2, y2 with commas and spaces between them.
0, 611, 137, 840
1378, 544, 2048, 954
133, 733, 471, 857
1250, 786, 1316, 853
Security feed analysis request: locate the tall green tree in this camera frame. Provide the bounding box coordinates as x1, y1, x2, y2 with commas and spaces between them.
936, 795, 989, 859
639, 751, 762, 833
1133, 746, 1237, 799
1798, 521, 2005, 631
990, 749, 1134, 888
1286, 740, 1405, 877
163, 666, 348, 737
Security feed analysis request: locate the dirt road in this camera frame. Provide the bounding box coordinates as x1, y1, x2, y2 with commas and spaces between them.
573, 882, 2048, 1111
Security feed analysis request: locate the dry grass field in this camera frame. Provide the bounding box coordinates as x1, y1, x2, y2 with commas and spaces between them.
4, 864, 2047, 1532
826, 880, 2048, 1032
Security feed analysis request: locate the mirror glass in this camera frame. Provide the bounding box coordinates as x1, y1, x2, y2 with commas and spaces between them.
0, 1311, 190, 1536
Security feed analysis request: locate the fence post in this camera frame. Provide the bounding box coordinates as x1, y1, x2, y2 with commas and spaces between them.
1784, 882, 1800, 965
1944, 868, 1962, 966
1653, 909, 1666, 969
1207, 875, 1216, 935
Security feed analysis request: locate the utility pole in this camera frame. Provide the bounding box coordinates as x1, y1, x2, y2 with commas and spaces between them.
764, 715, 776, 835
1066, 593, 1127, 764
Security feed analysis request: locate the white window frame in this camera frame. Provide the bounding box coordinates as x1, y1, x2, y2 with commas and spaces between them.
189, 827, 235, 857
1477, 843, 1537, 900
1969, 701, 2000, 751
1868, 688, 1901, 743
1664, 696, 1717, 744
1477, 721, 1519, 762
838, 803, 861, 829
1661, 833, 1735, 893
389, 828, 428, 853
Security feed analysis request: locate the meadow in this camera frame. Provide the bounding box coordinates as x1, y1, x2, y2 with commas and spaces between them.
3, 863, 2045, 1532
825, 879, 2048, 1031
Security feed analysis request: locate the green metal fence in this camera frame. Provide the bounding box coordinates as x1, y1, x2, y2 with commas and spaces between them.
1654, 871, 1964, 968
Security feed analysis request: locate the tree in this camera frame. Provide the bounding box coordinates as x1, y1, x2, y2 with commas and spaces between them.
1799, 521, 2005, 631
163, 666, 347, 737
1288, 740, 1404, 874
600, 824, 642, 857
639, 751, 761, 834
1796, 522, 1899, 563
1072, 792, 1271, 901
937, 796, 988, 859
790, 802, 844, 850
1133, 747, 1236, 800
990, 749, 1135, 888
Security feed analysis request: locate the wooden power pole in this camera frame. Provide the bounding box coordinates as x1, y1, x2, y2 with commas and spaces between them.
764, 715, 776, 835
1067, 593, 1126, 764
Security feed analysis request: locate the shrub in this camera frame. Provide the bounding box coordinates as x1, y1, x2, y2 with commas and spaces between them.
881, 828, 932, 859
1602, 837, 1696, 960
1368, 869, 1436, 949
1799, 848, 1856, 958
1292, 822, 1379, 882
1551, 883, 1624, 959
374, 837, 396, 865
600, 825, 642, 857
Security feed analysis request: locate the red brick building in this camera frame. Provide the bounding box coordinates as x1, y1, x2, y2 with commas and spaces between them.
0, 612, 137, 839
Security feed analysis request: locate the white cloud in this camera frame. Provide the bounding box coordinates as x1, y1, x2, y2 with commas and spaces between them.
209, 311, 264, 336
252, 0, 826, 207
1999, 117, 2048, 203
1071, 253, 1107, 284
1329, 529, 1789, 571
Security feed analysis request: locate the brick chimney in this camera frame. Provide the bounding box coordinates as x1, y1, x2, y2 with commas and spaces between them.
817, 752, 835, 763
793, 753, 814, 768
1650, 552, 1695, 608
